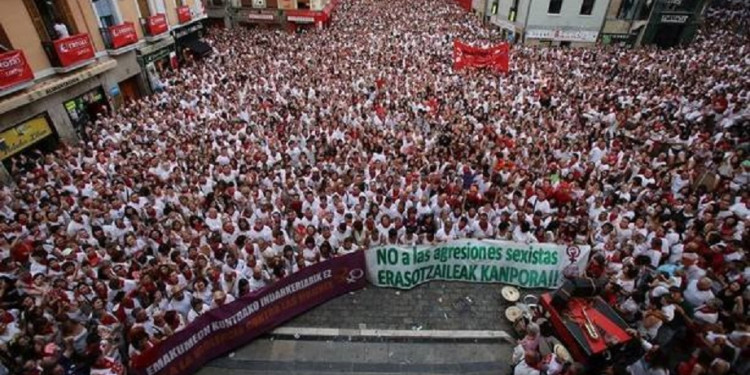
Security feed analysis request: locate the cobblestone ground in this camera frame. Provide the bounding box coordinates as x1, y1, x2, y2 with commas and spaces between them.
285, 281, 538, 332
196, 282, 540, 375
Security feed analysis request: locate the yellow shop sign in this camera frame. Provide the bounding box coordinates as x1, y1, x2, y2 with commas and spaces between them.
0, 116, 53, 160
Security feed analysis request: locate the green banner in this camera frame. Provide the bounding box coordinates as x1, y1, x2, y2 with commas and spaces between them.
365, 240, 590, 289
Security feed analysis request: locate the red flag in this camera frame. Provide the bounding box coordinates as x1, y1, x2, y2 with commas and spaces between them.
453, 40, 510, 73
456, 0, 472, 11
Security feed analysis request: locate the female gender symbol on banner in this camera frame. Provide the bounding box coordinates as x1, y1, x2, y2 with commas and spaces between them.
346, 268, 365, 284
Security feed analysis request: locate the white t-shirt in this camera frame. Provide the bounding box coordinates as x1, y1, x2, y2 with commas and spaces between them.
684, 279, 714, 307
513, 361, 540, 375
54, 23, 70, 39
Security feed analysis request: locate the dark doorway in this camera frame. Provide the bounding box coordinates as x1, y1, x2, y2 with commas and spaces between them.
653, 23, 684, 48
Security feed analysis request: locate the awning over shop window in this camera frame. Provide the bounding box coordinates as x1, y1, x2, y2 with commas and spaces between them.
185, 39, 212, 57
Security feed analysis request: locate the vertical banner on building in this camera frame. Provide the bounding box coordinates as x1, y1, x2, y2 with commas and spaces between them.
453, 40, 509, 73
169, 52, 179, 70
53, 34, 95, 67
365, 240, 590, 289
130, 252, 367, 375
109, 22, 138, 49
0, 50, 34, 91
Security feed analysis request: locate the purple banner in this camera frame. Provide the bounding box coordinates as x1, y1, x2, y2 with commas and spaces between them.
131, 251, 367, 375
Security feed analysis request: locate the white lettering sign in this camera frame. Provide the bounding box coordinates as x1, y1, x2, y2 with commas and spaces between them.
525, 29, 598, 42
661, 14, 689, 24
287, 16, 315, 23
248, 13, 274, 20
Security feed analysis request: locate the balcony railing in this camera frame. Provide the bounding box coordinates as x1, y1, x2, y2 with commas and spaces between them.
41, 33, 96, 73
100, 22, 139, 54
0, 50, 35, 95
140, 14, 170, 41
177, 6, 193, 24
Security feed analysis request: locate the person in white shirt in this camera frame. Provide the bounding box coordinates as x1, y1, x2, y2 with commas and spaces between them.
53, 20, 70, 39
684, 277, 716, 308
167, 287, 193, 319
187, 298, 205, 323
514, 351, 541, 375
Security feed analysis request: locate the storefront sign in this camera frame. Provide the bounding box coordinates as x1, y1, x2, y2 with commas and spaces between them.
109, 22, 138, 49
248, 13, 275, 20
64, 87, 108, 130
147, 14, 169, 36
601, 33, 637, 46
177, 6, 192, 24
130, 252, 367, 375
365, 240, 590, 289
287, 9, 323, 23
138, 36, 175, 56
660, 14, 689, 24
0, 116, 53, 160
525, 28, 599, 43
0, 59, 115, 114
173, 23, 203, 40
491, 17, 516, 32
287, 15, 316, 23
53, 34, 95, 67
0, 50, 34, 92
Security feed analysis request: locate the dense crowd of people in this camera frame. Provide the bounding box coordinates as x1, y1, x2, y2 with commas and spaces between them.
0, 0, 748, 374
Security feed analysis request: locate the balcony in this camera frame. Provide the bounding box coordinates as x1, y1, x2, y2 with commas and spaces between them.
0, 50, 35, 97
141, 14, 170, 43
100, 22, 141, 55
178, 6, 193, 24
42, 33, 96, 73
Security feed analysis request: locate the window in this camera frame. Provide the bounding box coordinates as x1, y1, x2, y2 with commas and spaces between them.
137, 0, 151, 17
22, 0, 78, 41
0, 24, 12, 52
548, 0, 563, 14
153, 0, 167, 14
93, 0, 120, 28
637, 0, 655, 20
580, 0, 595, 15
616, 0, 637, 19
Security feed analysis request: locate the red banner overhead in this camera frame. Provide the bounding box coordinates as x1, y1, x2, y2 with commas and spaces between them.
453, 40, 509, 73
177, 6, 192, 24
147, 14, 169, 36
0, 50, 34, 91
109, 22, 138, 49
53, 34, 95, 67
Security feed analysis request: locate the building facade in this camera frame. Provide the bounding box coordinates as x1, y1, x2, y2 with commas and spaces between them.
0, 0, 208, 184
483, 0, 611, 46
600, 0, 710, 48
205, 0, 339, 30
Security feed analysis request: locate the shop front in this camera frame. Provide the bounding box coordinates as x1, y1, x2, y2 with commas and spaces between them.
240, 8, 283, 26
63, 87, 109, 140
490, 18, 518, 44
524, 28, 599, 46
600, 32, 638, 47
0, 114, 58, 179
172, 21, 211, 62
136, 37, 177, 93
